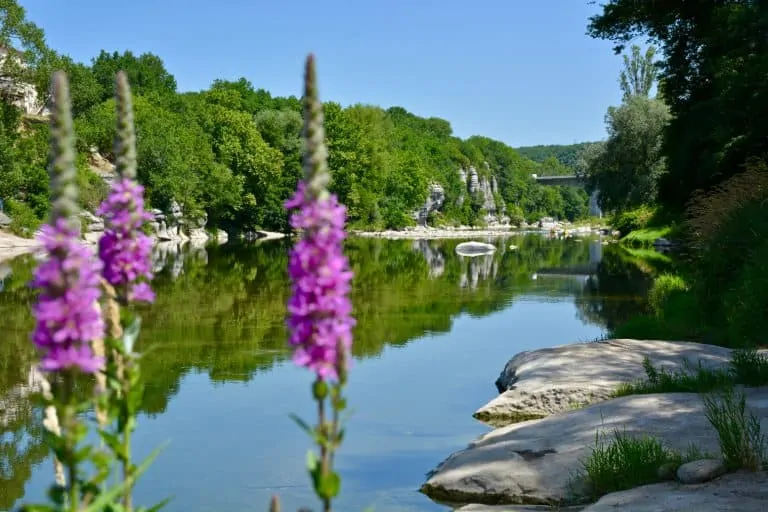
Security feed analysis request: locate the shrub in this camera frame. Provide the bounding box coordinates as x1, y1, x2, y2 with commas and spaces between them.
611, 205, 657, 236
647, 273, 688, 317
5, 198, 41, 237
686, 159, 768, 327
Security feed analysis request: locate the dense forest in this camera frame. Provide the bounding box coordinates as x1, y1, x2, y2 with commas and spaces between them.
0, 3, 595, 236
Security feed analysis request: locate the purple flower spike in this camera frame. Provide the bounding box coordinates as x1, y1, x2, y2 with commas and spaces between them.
97, 178, 155, 303
30, 71, 105, 374
31, 216, 105, 373
285, 55, 355, 380
285, 183, 355, 379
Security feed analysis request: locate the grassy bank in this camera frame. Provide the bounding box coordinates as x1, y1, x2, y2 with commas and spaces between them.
609, 167, 768, 349
571, 350, 768, 501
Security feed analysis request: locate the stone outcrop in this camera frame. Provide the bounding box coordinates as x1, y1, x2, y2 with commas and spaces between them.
417, 164, 507, 226
475, 339, 738, 425
85, 151, 227, 245
421, 388, 768, 506
0, 47, 49, 116
412, 183, 446, 226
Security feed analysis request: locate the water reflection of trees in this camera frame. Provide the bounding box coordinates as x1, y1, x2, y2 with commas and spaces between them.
0, 236, 656, 507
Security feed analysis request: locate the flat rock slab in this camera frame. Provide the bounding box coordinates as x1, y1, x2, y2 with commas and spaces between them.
475, 339, 737, 425
422, 388, 768, 506
582, 471, 768, 511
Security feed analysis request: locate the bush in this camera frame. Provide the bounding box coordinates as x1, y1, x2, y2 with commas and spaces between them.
720, 238, 768, 347
686, 160, 768, 329
647, 273, 688, 317
611, 273, 703, 342
611, 205, 658, 236
5, 198, 41, 237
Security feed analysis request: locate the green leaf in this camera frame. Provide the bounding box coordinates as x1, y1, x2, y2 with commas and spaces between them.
305, 449, 319, 473
289, 414, 313, 436
82, 440, 169, 512
122, 316, 142, 354
317, 471, 341, 499
138, 496, 173, 512
99, 430, 127, 460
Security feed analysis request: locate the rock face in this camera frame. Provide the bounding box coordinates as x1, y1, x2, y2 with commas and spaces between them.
0, 48, 49, 116
475, 339, 737, 425
0, 211, 10, 229
421, 388, 768, 506
421, 164, 505, 225
412, 183, 446, 226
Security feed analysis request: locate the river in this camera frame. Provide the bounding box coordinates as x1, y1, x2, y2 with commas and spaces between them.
0, 234, 654, 511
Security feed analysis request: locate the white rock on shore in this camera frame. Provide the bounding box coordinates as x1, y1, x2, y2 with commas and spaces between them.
422, 388, 768, 507
474, 339, 739, 425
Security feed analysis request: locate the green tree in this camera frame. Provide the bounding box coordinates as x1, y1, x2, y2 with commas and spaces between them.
588, 1, 768, 210
586, 95, 670, 212
76, 96, 218, 217
91, 50, 177, 104
0, 0, 48, 93
619, 45, 657, 100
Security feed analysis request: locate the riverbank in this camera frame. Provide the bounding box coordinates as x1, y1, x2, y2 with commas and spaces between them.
0, 231, 41, 264
421, 338, 768, 510
352, 222, 611, 240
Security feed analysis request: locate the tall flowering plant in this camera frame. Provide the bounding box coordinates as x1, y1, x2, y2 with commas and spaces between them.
21, 71, 165, 512
271, 55, 356, 512
22, 56, 355, 512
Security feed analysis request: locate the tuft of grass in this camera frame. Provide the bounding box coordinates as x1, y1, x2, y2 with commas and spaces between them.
575, 428, 686, 500
702, 387, 767, 471
613, 357, 732, 397
731, 349, 768, 386
620, 226, 674, 247
614, 350, 768, 398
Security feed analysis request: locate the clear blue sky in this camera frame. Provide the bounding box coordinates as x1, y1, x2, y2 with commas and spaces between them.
21, 0, 625, 147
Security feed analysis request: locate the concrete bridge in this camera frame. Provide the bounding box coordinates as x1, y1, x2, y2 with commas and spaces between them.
532, 174, 602, 218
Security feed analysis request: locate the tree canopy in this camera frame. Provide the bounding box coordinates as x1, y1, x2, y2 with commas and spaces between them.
0, 0, 595, 234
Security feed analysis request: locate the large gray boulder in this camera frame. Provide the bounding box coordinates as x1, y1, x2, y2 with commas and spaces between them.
421, 388, 768, 507
475, 339, 736, 425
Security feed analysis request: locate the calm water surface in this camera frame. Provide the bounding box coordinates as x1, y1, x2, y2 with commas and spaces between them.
0, 235, 653, 511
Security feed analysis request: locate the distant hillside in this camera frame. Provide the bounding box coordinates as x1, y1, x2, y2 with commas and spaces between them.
515, 142, 599, 172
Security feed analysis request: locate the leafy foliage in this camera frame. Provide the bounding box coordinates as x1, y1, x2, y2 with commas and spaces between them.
0, 2, 590, 234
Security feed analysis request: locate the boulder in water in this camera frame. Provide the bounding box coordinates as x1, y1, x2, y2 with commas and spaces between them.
455, 241, 496, 257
